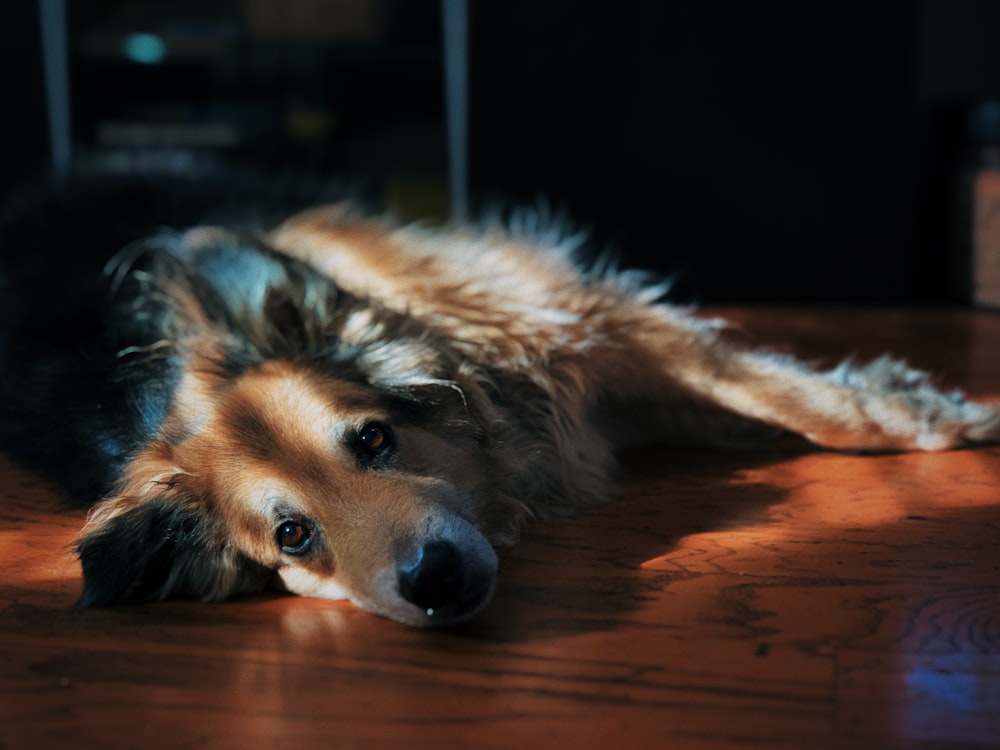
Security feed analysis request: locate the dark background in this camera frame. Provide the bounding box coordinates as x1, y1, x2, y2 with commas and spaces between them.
3, 1, 1000, 305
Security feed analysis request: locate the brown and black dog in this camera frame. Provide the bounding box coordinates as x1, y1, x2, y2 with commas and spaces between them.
2, 181, 996, 626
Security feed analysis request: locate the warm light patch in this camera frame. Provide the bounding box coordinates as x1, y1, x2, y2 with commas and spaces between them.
0, 528, 79, 583
642, 447, 1000, 570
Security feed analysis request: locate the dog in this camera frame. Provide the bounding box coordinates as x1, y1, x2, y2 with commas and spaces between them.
2, 174, 997, 627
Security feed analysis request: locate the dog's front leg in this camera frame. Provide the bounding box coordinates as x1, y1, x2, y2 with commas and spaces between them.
676, 346, 999, 452
597, 306, 1000, 453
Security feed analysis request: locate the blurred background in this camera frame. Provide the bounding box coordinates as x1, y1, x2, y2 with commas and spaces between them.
3, 0, 1000, 305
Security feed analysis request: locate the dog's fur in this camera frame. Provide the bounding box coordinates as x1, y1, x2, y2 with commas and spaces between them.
2, 176, 998, 626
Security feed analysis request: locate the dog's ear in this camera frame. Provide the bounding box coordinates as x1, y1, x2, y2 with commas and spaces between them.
76, 499, 271, 608
175, 230, 337, 358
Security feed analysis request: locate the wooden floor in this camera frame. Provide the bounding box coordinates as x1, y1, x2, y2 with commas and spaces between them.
2, 308, 999, 749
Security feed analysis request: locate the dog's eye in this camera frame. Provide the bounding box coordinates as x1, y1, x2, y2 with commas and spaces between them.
347, 422, 396, 468
276, 520, 312, 555
358, 422, 392, 454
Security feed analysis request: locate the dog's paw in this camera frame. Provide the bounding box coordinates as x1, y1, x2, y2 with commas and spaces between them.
904, 395, 1000, 451
821, 357, 1000, 452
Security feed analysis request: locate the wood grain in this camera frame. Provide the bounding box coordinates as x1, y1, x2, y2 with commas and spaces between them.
2, 308, 999, 749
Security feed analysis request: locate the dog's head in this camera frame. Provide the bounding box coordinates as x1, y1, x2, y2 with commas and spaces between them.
76, 227, 526, 626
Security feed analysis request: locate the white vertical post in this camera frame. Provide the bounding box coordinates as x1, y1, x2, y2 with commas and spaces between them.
39, 0, 72, 178
442, 0, 468, 222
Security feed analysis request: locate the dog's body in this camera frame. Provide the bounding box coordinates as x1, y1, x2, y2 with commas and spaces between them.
2, 176, 998, 626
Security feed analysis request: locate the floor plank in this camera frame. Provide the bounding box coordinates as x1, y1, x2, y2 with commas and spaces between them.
2, 308, 999, 749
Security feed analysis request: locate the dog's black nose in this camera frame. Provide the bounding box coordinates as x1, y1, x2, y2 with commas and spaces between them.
397, 540, 463, 613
